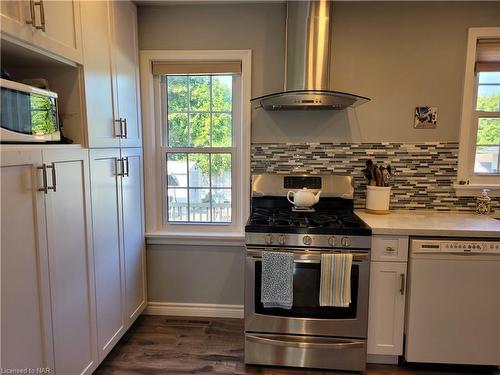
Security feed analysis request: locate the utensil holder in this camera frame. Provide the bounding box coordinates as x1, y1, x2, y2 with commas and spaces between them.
366, 186, 391, 214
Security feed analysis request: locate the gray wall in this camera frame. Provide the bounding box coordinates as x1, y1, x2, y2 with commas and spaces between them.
139, 1, 500, 144
139, 2, 286, 99
147, 245, 244, 304
138, 2, 500, 306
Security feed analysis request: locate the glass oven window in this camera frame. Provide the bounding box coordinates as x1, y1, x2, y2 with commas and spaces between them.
254, 261, 359, 319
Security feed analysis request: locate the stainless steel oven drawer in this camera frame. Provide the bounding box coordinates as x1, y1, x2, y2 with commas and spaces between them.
244, 334, 367, 371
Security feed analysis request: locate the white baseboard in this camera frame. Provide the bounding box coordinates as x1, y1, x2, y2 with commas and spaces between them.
144, 301, 244, 319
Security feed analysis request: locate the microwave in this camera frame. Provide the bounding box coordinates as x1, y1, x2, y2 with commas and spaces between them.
1, 78, 61, 143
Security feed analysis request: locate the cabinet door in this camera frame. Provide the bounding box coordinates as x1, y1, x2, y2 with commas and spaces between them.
81, 0, 120, 148
112, 1, 142, 148
31, 0, 83, 63
120, 148, 146, 325
0, 1, 34, 43
42, 148, 97, 375
0, 150, 55, 371
89, 149, 126, 362
367, 262, 407, 356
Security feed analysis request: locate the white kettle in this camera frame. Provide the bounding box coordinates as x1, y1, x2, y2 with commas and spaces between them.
287, 188, 322, 208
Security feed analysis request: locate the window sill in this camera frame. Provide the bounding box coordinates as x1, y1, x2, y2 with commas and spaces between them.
453, 183, 500, 197
146, 231, 245, 246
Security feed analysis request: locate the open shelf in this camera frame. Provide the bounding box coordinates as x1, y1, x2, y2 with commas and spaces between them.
1, 37, 85, 146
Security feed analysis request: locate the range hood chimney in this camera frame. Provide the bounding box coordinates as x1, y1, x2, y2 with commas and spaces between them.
252, 0, 370, 110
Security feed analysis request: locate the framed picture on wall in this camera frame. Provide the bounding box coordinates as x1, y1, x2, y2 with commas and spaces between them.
414, 106, 438, 129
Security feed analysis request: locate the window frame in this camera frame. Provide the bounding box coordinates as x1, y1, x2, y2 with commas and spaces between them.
140, 50, 251, 245
456, 27, 500, 197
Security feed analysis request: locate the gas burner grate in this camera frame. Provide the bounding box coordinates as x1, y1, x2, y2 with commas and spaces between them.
247, 207, 365, 231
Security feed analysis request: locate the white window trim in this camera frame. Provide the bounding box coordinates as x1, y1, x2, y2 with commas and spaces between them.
456, 27, 500, 197
139, 50, 251, 245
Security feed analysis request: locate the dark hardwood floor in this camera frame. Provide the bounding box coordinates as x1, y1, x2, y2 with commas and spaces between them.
95, 316, 499, 375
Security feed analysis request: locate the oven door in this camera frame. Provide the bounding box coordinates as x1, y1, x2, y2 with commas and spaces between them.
245, 247, 370, 338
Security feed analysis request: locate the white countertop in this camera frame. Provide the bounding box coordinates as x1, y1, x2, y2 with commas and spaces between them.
355, 210, 500, 237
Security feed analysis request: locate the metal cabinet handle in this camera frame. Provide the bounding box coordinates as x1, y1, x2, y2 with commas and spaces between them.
386, 246, 395, 252
123, 157, 129, 177
114, 118, 128, 138
37, 164, 48, 194
46, 162, 56, 192
26, 0, 36, 27
37, 0, 45, 31
122, 118, 128, 139
400, 273, 405, 295
37, 163, 56, 193
115, 157, 128, 177
114, 118, 123, 138
114, 158, 123, 177
26, 0, 45, 31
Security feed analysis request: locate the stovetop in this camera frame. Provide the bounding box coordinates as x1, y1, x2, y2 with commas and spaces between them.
245, 207, 371, 236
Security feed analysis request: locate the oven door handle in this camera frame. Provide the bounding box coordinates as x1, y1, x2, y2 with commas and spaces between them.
246, 334, 365, 350
246, 248, 369, 262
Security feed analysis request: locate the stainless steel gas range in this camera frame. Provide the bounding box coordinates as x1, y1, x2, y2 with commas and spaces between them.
244, 174, 372, 372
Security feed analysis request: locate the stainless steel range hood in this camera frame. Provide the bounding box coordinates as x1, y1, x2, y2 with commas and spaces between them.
251, 1, 370, 110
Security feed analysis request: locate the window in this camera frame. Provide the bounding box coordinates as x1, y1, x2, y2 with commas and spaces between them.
457, 28, 500, 195
163, 74, 234, 223
140, 50, 251, 242
473, 72, 500, 174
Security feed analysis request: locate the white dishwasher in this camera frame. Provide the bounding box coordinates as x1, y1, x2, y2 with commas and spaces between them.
405, 238, 500, 366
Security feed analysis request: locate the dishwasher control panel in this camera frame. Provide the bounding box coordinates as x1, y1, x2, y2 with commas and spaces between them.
412, 239, 500, 254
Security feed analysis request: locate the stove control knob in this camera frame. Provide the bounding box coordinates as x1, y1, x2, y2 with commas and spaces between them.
328, 236, 337, 247
278, 234, 287, 246
265, 234, 274, 245
341, 237, 352, 247
303, 235, 313, 246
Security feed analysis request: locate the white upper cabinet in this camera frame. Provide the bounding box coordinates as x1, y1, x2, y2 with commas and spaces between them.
0, 150, 55, 371
81, 0, 120, 148
0, 0, 83, 63
112, 1, 142, 148
82, 0, 142, 148
0, 1, 33, 43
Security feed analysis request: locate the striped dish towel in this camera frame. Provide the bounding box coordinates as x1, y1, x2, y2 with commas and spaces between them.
319, 253, 353, 307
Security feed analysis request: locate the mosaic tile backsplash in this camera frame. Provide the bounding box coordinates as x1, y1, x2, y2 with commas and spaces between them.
251, 142, 499, 212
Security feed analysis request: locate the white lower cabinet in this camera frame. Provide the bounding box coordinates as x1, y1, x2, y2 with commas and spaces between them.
1, 145, 145, 371
89, 149, 126, 362
120, 148, 147, 324
1, 150, 54, 371
42, 149, 98, 375
367, 235, 408, 361
89, 147, 146, 363
367, 262, 407, 356
0, 147, 98, 374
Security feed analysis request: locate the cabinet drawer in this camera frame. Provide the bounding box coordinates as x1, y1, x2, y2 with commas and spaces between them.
371, 236, 408, 262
